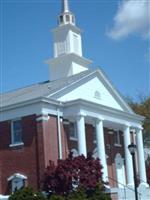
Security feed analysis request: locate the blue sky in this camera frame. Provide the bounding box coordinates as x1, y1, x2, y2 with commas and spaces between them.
0, 0, 150, 101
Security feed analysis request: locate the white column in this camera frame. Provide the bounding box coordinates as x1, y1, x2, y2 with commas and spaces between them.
123, 125, 134, 185
95, 119, 108, 182
76, 115, 87, 156
136, 128, 148, 185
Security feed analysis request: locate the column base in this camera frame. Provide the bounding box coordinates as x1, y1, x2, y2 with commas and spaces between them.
138, 182, 149, 188
126, 183, 134, 189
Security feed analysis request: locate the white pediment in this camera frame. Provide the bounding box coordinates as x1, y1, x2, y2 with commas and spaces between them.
49, 70, 133, 113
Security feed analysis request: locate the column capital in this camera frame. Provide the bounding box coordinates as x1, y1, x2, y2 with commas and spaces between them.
95, 117, 104, 124
135, 126, 143, 132
76, 114, 86, 121
122, 124, 131, 131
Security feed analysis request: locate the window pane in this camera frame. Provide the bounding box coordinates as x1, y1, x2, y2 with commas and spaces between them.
12, 120, 22, 143
12, 178, 24, 192
13, 120, 21, 130
70, 122, 77, 138
14, 130, 22, 143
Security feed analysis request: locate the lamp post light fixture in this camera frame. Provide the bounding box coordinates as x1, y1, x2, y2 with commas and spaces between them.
128, 142, 138, 200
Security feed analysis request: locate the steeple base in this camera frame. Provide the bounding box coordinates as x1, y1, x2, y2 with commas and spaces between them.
46, 53, 92, 81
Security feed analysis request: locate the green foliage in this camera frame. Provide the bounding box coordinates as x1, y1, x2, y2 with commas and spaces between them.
50, 195, 65, 200
49, 185, 111, 200
87, 184, 111, 200
67, 187, 88, 200
127, 96, 150, 146
9, 187, 47, 200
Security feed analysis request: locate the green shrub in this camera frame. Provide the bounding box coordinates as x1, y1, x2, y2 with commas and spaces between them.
50, 195, 65, 200
87, 184, 111, 200
9, 187, 47, 200
67, 187, 88, 200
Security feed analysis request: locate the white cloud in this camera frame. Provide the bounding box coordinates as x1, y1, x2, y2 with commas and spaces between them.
107, 0, 150, 40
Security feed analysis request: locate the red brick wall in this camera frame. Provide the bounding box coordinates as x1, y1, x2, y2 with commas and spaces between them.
0, 115, 38, 194
105, 129, 125, 187
0, 114, 126, 194
42, 116, 59, 166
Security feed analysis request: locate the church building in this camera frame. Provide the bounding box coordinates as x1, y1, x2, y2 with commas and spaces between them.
0, 0, 149, 199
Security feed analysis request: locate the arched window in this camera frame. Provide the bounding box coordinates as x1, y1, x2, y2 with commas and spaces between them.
7, 173, 27, 192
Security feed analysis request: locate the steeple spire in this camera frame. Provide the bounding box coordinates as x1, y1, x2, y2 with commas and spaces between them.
58, 0, 75, 26
62, 0, 69, 13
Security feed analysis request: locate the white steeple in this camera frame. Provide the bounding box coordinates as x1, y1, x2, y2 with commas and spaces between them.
58, 0, 75, 26
46, 0, 92, 81
62, 0, 69, 12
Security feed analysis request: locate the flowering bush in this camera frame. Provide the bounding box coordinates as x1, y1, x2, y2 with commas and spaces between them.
43, 152, 111, 199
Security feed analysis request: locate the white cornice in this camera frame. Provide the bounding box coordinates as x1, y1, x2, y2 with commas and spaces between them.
46, 53, 92, 67
63, 98, 145, 122
0, 97, 61, 112
51, 23, 82, 34
47, 70, 96, 98
49, 69, 134, 114
0, 96, 144, 127
0, 97, 63, 122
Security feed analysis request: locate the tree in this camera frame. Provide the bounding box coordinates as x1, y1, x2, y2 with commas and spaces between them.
43, 152, 110, 199
128, 96, 150, 146
9, 187, 47, 200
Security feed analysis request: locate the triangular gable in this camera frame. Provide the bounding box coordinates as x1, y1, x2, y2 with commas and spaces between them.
48, 70, 133, 113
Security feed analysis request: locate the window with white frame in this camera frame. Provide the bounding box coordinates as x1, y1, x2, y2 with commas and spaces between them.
69, 122, 77, 140
114, 130, 121, 146
7, 173, 27, 192
11, 119, 23, 145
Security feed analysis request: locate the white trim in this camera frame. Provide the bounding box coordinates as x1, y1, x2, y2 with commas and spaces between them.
63, 99, 144, 128
9, 142, 24, 147
9, 142, 24, 148
48, 69, 134, 114
7, 173, 27, 181
114, 144, 122, 147
63, 120, 70, 125
36, 115, 50, 122
0, 98, 62, 122
70, 137, 78, 141
0, 97, 61, 113
57, 108, 63, 159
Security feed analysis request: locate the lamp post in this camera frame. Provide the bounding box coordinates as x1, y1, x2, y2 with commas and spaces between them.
128, 142, 138, 200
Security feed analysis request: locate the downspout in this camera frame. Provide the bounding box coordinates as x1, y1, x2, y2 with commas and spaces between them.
57, 106, 63, 160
